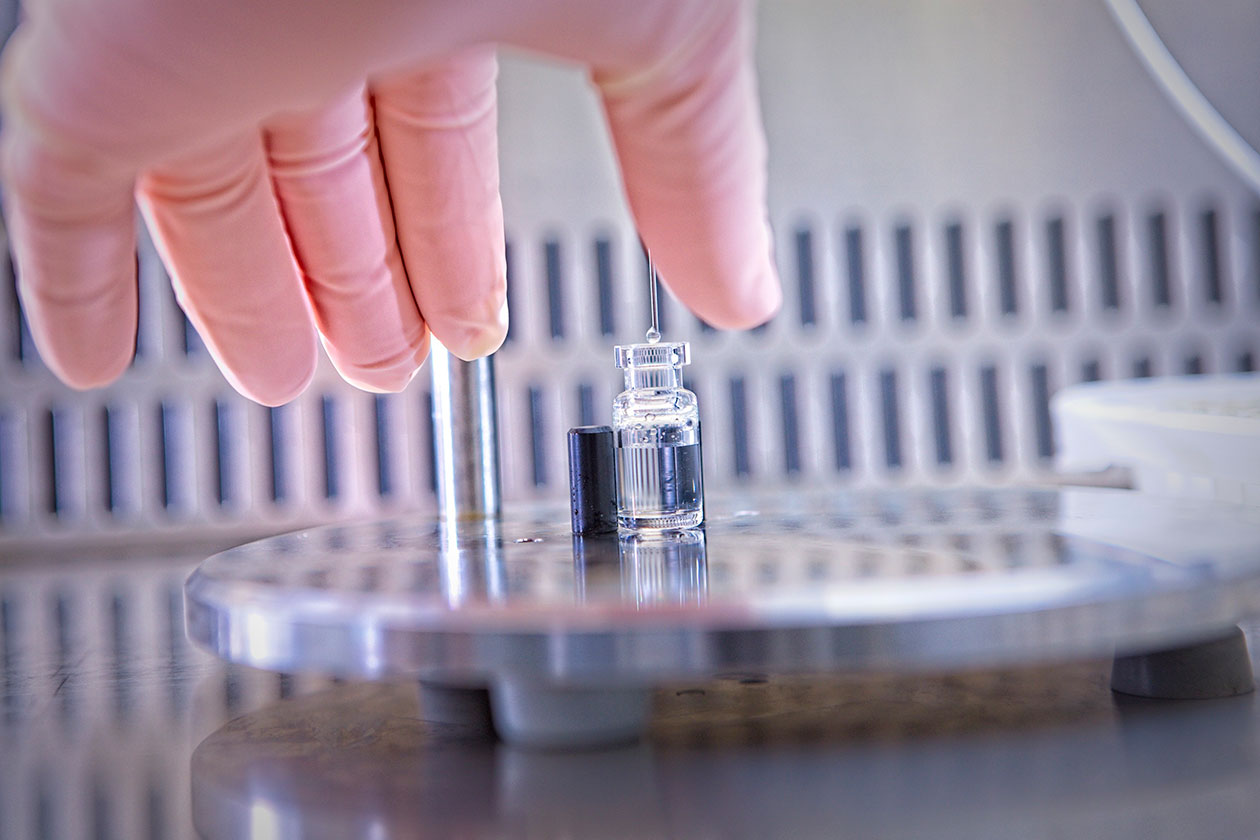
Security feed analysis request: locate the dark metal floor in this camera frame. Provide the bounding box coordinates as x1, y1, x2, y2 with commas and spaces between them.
4, 548, 1260, 839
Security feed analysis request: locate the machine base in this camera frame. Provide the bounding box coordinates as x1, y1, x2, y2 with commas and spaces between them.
490, 682, 653, 750
420, 680, 653, 749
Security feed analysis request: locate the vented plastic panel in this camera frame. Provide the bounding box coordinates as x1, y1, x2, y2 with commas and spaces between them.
0, 0, 1258, 550
3, 200, 1256, 549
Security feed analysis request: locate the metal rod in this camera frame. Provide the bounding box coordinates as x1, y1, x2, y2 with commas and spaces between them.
429, 341, 502, 521
645, 251, 661, 344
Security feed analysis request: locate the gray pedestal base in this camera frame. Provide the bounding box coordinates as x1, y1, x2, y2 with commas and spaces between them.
490, 683, 653, 750
1112, 626, 1256, 700
420, 680, 653, 749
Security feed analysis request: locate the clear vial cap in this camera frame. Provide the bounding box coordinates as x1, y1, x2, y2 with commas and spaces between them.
614, 341, 690, 370
614, 341, 691, 390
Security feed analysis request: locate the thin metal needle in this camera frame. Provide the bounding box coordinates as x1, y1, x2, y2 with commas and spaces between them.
645, 250, 661, 344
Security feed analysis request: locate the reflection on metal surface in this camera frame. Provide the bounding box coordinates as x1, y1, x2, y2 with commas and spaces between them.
0, 552, 308, 840
439, 515, 506, 607
186, 488, 1260, 681
190, 675, 1260, 839
573, 529, 708, 607
620, 529, 708, 607
4, 550, 1260, 837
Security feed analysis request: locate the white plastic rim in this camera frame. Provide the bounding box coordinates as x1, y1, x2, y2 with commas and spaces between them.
1054, 372, 1260, 503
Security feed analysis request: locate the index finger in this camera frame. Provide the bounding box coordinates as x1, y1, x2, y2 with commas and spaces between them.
501, 0, 781, 330
601, 2, 780, 329
1, 29, 139, 388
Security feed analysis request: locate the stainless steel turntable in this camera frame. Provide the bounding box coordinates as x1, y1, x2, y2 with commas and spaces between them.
186, 485, 1260, 747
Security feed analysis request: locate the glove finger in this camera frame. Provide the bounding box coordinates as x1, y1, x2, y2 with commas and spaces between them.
500, 0, 781, 330
265, 86, 429, 393
597, 1, 780, 329
1, 30, 139, 389
372, 46, 507, 362
137, 132, 318, 406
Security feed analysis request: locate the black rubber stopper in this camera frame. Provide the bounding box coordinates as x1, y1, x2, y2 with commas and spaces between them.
568, 426, 617, 535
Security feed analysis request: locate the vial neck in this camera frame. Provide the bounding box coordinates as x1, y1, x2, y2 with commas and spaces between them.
624, 366, 683, 390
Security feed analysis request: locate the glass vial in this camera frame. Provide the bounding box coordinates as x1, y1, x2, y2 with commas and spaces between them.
612, 341, 704, 531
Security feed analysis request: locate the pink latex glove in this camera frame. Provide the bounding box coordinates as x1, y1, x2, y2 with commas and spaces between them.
0, 0, 781, 405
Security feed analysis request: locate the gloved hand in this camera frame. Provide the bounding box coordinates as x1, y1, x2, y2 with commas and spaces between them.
0, 0, 781, 405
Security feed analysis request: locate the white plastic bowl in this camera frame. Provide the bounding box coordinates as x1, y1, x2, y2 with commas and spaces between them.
1053, 373, 1260, 507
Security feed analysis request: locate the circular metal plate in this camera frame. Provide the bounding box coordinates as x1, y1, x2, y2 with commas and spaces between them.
185, 487, 1260, 682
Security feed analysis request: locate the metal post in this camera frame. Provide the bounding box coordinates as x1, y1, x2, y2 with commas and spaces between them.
429, 341, 502, 521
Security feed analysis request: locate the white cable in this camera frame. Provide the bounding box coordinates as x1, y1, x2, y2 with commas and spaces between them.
1105, 0, 1260, 195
